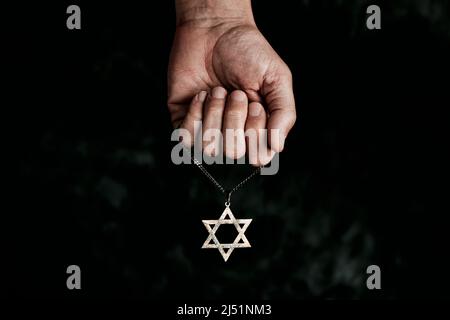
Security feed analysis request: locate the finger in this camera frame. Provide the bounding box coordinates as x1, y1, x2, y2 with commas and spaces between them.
245, 102, 275, 166
263, 68, 297, 152
244, 89, 263, 103
170, 106, 187, 130
202, 86, 227, 157
179, 91, 207, 146
223, 90, 248, 159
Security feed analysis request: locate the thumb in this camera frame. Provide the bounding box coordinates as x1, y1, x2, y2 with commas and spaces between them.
263, 66, 297, 152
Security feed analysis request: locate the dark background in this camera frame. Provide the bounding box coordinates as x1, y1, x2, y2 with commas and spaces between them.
6, 0, 450, 299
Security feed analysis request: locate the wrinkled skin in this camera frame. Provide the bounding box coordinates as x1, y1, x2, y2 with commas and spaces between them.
168, 21, 296, 160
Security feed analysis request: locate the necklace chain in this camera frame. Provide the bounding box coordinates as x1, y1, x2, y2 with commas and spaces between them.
192, 156, 262, 205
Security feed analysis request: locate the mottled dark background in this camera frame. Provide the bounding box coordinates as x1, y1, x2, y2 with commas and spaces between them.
7, 0, 450, 299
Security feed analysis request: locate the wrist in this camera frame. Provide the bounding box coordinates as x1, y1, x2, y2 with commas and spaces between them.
175, 0, 255, 28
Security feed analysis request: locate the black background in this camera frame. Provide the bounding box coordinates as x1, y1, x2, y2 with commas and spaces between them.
6, 0, 450, 299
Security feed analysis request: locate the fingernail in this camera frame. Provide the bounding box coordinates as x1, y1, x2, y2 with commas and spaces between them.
212, 87, 227, 99
249, 103, 262, 117
198, 91, 207, 102
231, 90, 247, 102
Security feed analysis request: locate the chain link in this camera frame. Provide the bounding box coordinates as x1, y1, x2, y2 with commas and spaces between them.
176, 123, 262, 205
192, 156, 262, 205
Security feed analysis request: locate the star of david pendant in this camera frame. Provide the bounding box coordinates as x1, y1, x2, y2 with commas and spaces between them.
201, 204, 252, 262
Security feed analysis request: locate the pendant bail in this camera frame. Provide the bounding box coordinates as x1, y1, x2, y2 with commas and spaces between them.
225, 190, 231, 207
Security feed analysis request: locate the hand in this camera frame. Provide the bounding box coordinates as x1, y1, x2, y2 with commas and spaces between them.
168, 2, 296, 164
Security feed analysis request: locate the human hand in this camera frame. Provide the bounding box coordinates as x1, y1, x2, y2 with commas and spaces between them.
168, 1, 296, 165
180, 88, 277, 166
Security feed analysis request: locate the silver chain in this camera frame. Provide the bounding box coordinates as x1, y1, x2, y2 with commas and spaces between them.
192, 156, 262, 206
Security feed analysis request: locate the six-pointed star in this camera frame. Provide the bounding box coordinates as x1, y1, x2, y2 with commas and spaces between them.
202, 206, 252, 262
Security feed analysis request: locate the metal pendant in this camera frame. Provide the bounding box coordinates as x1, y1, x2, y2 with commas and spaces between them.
201, 204, 252, 262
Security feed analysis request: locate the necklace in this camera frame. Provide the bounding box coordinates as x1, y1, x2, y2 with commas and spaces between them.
192, 157, 262, 262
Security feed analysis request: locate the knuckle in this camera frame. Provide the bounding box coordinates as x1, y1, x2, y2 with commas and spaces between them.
280, 62, 292, 77
284, 66, 292, 79
288, 110, 297, 128
209, 104, 224, 112
283, 109, 297, 132
206, 102, 224, 114
225, 109, 244, 120
186, 112, 202, 122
